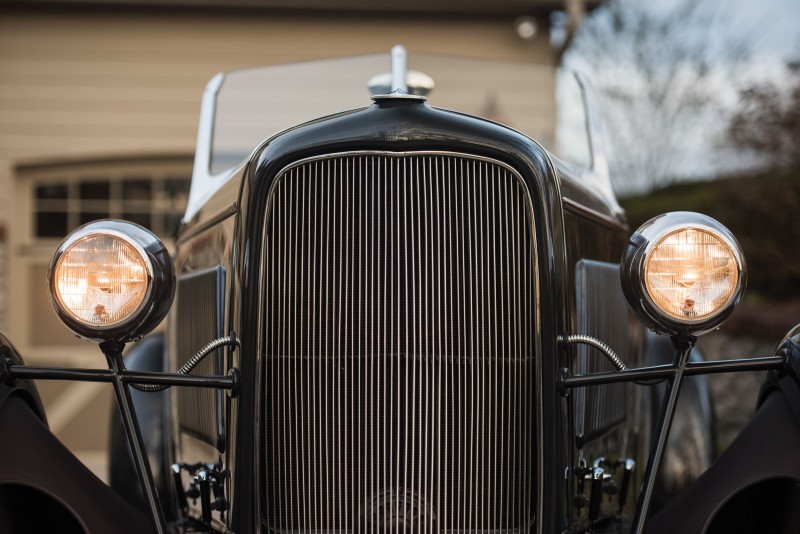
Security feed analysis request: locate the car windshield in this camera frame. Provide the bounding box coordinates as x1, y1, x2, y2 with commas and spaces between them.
207, 52, 593, 176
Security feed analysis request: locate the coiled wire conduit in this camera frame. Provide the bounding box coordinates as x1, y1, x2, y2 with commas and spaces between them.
559, 334, 664, 386
129, 335, 238, 392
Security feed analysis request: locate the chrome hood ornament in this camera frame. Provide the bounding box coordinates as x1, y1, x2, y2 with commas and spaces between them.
369, 45, 434, 100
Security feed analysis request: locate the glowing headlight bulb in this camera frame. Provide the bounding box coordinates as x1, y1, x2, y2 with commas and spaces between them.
53, 234, 150, 327
620, 212, 746, 336
644, 227, 740, 322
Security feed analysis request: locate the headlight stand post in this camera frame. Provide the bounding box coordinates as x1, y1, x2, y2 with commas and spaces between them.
630, 334, 694, 534
101, 340, 167, 534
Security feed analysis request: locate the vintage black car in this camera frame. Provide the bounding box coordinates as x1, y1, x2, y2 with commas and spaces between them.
1, 47, 799, 534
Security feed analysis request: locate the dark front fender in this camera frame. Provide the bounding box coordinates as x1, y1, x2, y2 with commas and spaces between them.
648, 390, 800, 534
647, 334, 800, 533
0, 333, 46, 424
0, 395, 152, 533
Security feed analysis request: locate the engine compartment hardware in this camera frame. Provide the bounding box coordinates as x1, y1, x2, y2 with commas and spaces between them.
618, 459, 636, 513
195, 468, 229, 524
575, 458, 632, 522
171, 464, 189, 511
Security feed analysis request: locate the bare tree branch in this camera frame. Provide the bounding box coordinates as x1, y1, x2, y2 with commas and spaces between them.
727, 58, 800, 168
564, 0, 749, 193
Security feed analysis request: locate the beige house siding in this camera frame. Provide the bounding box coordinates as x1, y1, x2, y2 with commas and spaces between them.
0, 10, 554, 163
0, 225, 5, 332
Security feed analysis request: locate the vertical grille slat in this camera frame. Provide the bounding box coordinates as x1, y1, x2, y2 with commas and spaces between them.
263, 152, 537, 533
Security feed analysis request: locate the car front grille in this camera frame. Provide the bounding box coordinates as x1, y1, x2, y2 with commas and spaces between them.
262, 152, 537, 532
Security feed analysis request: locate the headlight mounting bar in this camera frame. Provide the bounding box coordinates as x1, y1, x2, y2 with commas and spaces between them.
559, 333, 789, 534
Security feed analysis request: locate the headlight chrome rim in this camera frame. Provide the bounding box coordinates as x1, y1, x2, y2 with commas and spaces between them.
47, 220, 175, 343
621, 212, 746, 336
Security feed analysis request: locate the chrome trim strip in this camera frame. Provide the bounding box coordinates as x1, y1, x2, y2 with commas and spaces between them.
177, 202, 238, 243
371, 92, 427, 101
562, 197, 627, 232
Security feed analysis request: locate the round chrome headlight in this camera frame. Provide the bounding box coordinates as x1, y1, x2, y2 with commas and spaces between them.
48, 220, 175, 343
621, 212, 746, 336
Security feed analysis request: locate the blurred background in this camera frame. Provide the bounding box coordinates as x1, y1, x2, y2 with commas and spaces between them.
0, 0, 797, 477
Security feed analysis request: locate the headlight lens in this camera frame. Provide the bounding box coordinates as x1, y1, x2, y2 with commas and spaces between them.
644, 227, 740, 321
620, 212, 746, 336
53, 233, 150, 327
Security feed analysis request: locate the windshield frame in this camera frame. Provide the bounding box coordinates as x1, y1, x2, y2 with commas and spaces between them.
184, 50, 617, 222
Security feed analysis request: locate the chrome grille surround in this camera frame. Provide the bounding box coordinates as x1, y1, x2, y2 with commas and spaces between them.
259, 151, 539, 533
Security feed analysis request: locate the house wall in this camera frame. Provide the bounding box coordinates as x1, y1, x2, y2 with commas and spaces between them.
0, 9, 553, 162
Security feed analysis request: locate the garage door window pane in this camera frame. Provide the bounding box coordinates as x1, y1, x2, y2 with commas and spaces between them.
123, 179, 152, 201
36, 212, 68, 237
79, 181, 110, 200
